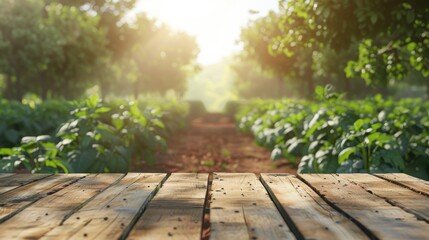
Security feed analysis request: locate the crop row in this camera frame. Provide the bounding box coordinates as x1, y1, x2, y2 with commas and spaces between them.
0, 96, 188, 173
237, 94, 429, 179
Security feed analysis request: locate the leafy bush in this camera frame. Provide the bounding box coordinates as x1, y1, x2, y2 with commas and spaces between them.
0, 96, 188, 173
237, 93, 429, 179
0, 100, 74, 147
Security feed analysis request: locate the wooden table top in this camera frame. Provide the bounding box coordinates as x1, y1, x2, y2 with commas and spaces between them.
0, 173, 427, 239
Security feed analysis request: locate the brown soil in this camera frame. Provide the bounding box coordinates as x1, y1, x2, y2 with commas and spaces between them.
135, 113, 297, 174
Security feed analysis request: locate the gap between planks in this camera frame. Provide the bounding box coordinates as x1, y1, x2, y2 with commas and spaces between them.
299, 174, 429, 240
127, 173, 209, 240
374, 173, 429, 197
261, 173, 369, 240
210, 173, 296, 240
41, 173, 167, 240
0, 174, 125, 239
0, 174, 87, 224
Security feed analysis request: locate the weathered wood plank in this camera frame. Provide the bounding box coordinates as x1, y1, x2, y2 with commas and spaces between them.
0, 174, 85, 222
0, 174, 51, 195
210, 173, 295, 240
300, 174, 429, 240
0, 174, 15, 179
0, 174, 123, 239
40, 173, 166, 240
339, 174, 429, 222
261, 173, 369, 240
127, 173, 208, 240
375, 173, 429, 196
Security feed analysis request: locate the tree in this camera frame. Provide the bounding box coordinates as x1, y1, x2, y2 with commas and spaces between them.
0, 0, 52, 100
277, 0, 429, 96
0, 0, 108, 100
131, 20, 199, 96
239, 11, 317, 98
55, 0, 137, 60
231, 59, 293, 99
40, 3, 108, 99
0, 0, 199, 100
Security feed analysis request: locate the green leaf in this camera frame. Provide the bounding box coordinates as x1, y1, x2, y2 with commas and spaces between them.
36, 135, 51, 142
339, 147, 356, 163
0, 148, 18, 155
271, 147, 283, 161
21, 136, 36, 144
86, 95, 99, 108
95, 107, 111, 114
365, 132, 380, 145
353, 119, 364, 131
112, 118, 124, 130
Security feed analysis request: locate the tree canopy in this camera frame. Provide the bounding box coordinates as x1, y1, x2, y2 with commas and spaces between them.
0, 0, 199, 100
235, 0, 429, 99
277, 0, 429, 93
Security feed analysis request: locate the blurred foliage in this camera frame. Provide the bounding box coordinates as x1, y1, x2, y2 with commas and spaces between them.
0, 96, 188, 173
0, 99, 74, 147
277, 0, 429, 95
236, 1, 428, 99
237, 11, 360, 99
185, 57, 237, 112
237, 93, 429, 179
0, 0, 199, 101
238, 11, 313, 98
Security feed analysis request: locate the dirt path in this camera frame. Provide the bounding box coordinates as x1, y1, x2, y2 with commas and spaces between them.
136, 113, 297, 174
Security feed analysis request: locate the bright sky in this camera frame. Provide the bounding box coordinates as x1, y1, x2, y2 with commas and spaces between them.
134, 0, 279, 65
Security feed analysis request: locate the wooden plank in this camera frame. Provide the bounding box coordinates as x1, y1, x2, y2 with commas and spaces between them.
261, 173, 369, 240
375, 173, 429, 196
127, 173, 208, 240
210, 173, 295, 240
40, 173, 166, 240
0, 174, 15, 179
0, 174, 51, 194
0, 174, 85, 222
300, 174, 429, 240
0, 174, 123, 239
339, 174, 429, 222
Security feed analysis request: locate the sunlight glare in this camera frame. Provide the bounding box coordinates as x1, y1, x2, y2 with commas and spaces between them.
135, 0, 278, 65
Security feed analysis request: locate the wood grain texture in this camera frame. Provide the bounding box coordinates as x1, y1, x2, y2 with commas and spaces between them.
127, 173, 208, 240
0, 174, 50, 195
375, 173, 429, 196
261, 173, 369, 240
0, 174, 84, 222
40, 173, 166, 240
341, 174, 429, 222
210, 173, 295, 240
0, 174, 123, 240
300, 174, 429, 240
0, 174, 14, 179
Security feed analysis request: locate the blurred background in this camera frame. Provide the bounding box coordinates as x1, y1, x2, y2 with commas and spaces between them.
1, 0, 426, 109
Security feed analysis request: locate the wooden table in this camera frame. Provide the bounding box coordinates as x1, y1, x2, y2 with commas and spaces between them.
0, 173, 427, 239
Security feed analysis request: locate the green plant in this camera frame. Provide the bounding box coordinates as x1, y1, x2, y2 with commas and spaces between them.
0, 95, 189, 173
236, 95, 429, 179
0, 135, 68, 173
